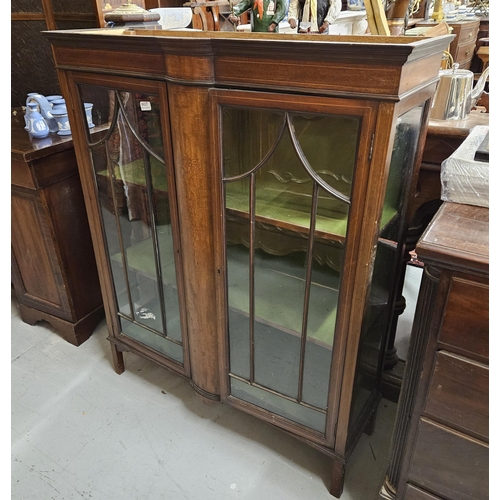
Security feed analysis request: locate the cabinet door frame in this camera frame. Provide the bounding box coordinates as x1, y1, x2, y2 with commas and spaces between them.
62, 71, 191, 377
211, 89, 379, 448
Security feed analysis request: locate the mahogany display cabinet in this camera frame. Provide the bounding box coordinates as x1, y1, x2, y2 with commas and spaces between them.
45, 28, 453, 497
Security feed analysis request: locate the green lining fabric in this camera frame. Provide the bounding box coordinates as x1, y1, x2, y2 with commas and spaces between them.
226, 188, 398, 238
110, 227, 177, 285
99, 158, 398, 238
97, 157, 167, 191
227, 246, 339, 346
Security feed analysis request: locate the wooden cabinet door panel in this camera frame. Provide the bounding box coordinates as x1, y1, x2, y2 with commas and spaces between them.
11, 191, 63, 310
409, 418, 489, 500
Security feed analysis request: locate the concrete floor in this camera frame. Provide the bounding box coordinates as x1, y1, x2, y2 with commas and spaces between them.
11, 289, 407, 500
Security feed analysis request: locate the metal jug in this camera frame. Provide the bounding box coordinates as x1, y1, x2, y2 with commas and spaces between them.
430, 63, 489, 120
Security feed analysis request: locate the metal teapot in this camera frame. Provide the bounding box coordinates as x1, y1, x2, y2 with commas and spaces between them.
430, 63, 489, 120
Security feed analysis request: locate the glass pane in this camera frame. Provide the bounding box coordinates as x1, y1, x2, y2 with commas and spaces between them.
381, 106, 424, 240
78, 83, 184, 362
349, 105, 424, 430
223, 105, 358, 432
231, 378, 326, 433
226, 182, 251, 380
253, 249, 307, 398
302, 225, 343, 409
119, 317, 183, 363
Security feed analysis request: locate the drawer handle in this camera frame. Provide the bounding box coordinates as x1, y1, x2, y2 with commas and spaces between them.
468, 32, 472, 38
465, 50, 471, 56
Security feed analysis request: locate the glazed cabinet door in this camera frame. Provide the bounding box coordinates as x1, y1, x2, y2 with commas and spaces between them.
213, 90, 383, 445
67, 74, 189, 376
346, 103, 426, 443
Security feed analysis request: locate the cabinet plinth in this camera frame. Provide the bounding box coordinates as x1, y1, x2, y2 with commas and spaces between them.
46, 29, 453, 497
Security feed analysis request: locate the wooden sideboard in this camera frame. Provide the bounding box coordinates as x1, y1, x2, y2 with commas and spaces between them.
45, 28, 453, 497
11, 109, 104, 345
381, 201, 489, 500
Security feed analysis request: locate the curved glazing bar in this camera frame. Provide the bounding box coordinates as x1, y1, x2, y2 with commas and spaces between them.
223, 114, 287, 183
85, 91, 120, 148
286, 114, 351, 205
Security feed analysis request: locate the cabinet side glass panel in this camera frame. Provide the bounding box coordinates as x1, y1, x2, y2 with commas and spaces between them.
349, 105, 424, 431
78, 84, 183, 363
222, 106, 360, 433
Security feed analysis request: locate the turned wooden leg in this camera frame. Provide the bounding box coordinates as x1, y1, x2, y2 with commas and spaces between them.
364, 407, 378, 436
110, 342, 125, 374
330, 457, 346, 498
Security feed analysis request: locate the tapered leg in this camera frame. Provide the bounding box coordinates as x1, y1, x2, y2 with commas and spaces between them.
330, 457, 346, 498
110, 343, 125, 374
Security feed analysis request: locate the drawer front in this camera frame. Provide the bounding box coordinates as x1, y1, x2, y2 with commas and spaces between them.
457, 23, 479, 44
439, 277, 488, 362
409, 419, 488, 500
455, 41, 477, 69
11, 159, 36, 190
425, 351, 488, 440
405, 484, 442, 500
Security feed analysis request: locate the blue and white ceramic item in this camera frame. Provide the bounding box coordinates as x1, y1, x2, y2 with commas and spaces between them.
51, 99, 72, 136
24, 93, 42, 130
347, 0, 365, 10
46, 95, 64, 106
26, 102, 50, 139
26, 93, 58, 133
51, 98, 67, 113
84, 103, 95, 129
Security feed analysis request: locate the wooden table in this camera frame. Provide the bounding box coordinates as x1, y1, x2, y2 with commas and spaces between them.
11, 109, 104, 346
381, 201, 489, 500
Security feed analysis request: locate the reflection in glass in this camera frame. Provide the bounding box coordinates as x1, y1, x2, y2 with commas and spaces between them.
349, 105, 424, 431
78, 84, 184, 364
223, 106, 360, 433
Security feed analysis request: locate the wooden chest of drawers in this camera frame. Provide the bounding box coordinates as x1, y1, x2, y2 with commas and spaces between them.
447, 20, 480, 69
416, 19, 479, 70
380, 202, 489, 500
